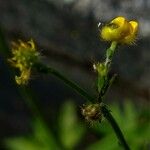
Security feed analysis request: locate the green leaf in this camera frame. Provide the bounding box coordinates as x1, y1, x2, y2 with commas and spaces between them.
5, 137, 45, 150
87, 134, 119, 150
90, 101, 150, 150
32, 119, 59, 149
58, 100, 86, 149
5, 119, 60, 150
92, 120, 111, 135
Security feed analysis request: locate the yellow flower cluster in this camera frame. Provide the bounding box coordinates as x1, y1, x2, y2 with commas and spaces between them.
100, 16, 138, 44
8, 39, 40, 85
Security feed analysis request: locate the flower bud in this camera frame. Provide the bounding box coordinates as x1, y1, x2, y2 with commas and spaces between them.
93, 63, 107, 76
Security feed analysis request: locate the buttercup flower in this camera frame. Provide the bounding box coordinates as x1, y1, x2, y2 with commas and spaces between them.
8, 39, 40, 85
100, 16, 138, 44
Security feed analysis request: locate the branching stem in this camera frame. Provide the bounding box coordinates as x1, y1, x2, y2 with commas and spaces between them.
36, 62, 131, 150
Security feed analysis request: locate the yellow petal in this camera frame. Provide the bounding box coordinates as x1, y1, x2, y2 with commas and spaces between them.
120, 21, 138, 44
28, 39, 35, 50
129, 21, 138, 34
101, 16, 131, 41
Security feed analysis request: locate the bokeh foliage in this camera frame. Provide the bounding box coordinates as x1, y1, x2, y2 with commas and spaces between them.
5, 100, 150, 150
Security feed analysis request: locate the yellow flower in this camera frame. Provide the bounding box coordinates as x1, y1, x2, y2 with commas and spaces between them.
100, 16, 138, 44
8, 39, 40, 85
15, 68, 31, 85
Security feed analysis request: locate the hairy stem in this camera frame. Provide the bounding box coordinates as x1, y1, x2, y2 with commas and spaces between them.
36, 63, 130, 150
105, 41, 117, 69
35, 63, 95, 103
97, 41, 118, 101
101, 105, 130, 150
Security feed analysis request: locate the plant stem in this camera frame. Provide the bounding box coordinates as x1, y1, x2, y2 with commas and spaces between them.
105, 41, 117, 69
97, 41, 118, 101
36, 63, 95, 103
36, 63, 130, 150
0, 30, 49, 132
101, 105, 130, 150
101, 42, 130, 149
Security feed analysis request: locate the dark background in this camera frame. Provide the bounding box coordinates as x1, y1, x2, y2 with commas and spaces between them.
0, 0, 149, 148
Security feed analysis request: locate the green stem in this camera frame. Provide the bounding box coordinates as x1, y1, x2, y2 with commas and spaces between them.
36, 63, 130, 150
0, 30, 50, 135
101, 42, 130, 149
97, 41, 118, 101
0, 31, 59, 148
1, 27, 129, 149
101, 105, 130, 150
35, 63, 95, 103
105, 41, 117, 69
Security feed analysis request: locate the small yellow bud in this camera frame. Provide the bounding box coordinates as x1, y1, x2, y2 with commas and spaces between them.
8, 39, 40, 85
100, 16, 138, 44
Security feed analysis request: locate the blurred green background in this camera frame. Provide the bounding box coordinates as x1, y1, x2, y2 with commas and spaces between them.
0, 0, 149, 149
